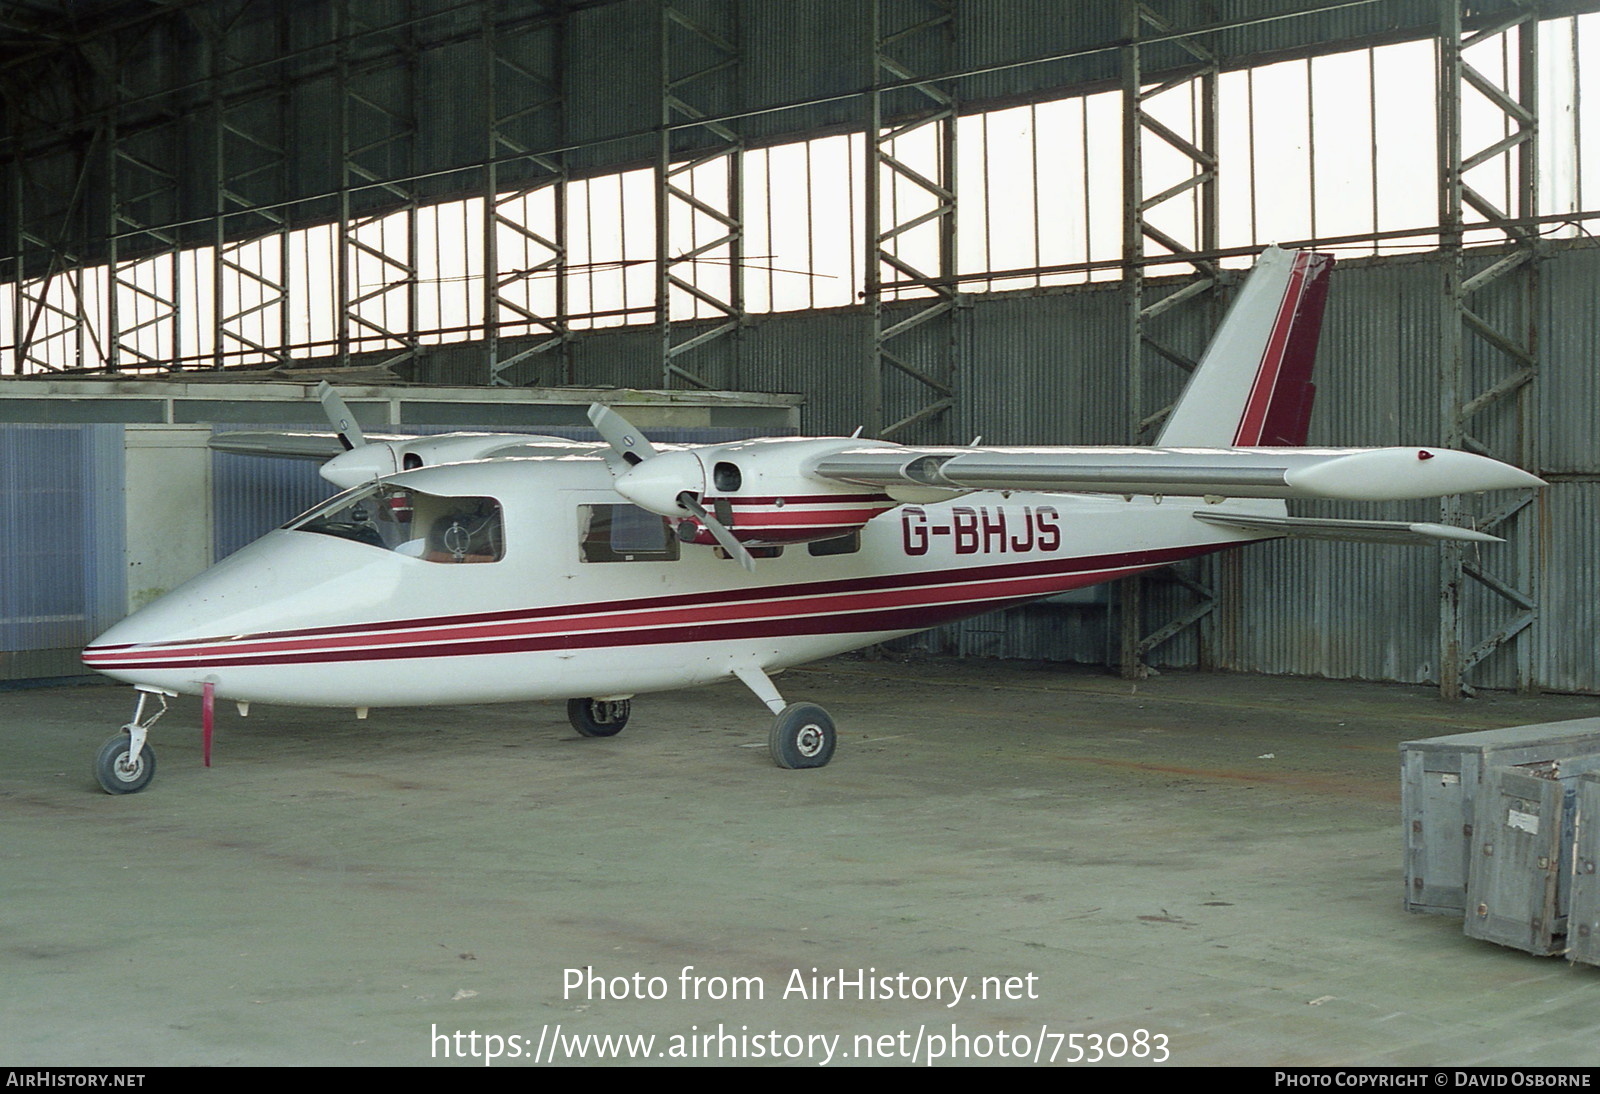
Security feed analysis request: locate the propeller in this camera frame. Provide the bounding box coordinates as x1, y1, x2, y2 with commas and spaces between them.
587, 403, 756, 572
588, 403, 657, 466
676, 490, 757, 573
317, 382, 366, 451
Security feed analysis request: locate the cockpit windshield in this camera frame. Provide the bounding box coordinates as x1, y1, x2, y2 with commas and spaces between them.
287, 484, 504, 563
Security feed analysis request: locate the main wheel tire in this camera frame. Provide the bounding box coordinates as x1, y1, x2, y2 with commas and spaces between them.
568, 697, 630, 738
95, 734, 156, 795
768, 702, 836, 769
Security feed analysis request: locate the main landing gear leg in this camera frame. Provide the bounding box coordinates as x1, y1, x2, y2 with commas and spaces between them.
733, 666, 836, 770
94, 688, 171, 795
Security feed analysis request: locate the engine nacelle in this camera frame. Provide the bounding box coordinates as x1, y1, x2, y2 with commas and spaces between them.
322, 433, 593, 489
670, 438, 900, 547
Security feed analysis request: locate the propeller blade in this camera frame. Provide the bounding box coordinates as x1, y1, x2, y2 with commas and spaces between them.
317, 382, 366, 451
589, 405, 741, 568
588, 404, 659, 466
678, 491, 756, 573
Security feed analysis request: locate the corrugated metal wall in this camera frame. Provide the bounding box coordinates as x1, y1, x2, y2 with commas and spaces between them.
4, 241, 1597, 694
0, 425, 124, 682
7, 1, 1600, 695
710, 244, 1599, 693
543, 245, 1593, 696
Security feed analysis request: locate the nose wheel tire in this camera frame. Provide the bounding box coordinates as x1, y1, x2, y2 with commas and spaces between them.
568, 698, 631, 738
769, 703, 836, 769
95, 734, 156, 795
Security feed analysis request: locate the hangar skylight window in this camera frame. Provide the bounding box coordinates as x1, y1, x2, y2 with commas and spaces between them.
5, 13, 1600, 374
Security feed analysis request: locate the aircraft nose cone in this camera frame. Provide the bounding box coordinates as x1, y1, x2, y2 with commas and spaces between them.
81, 530, 403, 695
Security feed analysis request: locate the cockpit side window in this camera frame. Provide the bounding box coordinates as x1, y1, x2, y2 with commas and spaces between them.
288, 485, 504, 563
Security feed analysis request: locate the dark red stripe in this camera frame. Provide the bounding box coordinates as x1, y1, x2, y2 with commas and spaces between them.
88, 583, 1126, 670
732, 508, 889, 527
85, 545, 1234, 671
1255, 252, 1330, 446
84, 543, 1224, 659
724, 493, 893, 506
91, 568, 1096, 663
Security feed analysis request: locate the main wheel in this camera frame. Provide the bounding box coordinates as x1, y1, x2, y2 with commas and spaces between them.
568, 697, 630, 738
768, 703, 836, 769
95, 733, 156, 795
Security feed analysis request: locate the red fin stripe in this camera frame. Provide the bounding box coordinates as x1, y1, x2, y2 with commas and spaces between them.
1233, 252, 1312, 446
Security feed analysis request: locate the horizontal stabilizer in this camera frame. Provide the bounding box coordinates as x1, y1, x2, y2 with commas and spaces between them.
811, 445, 1544, 502
1194, 511, 1502, 545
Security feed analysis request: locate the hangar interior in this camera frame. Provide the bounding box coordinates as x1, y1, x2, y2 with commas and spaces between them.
11, 0, 1600, 1070
2, 0, 1598, 695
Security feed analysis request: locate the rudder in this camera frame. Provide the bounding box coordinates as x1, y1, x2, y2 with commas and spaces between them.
1154, 247, 1334, 448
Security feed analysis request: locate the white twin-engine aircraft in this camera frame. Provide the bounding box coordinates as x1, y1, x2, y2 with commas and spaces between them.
82, 247, 1543, 793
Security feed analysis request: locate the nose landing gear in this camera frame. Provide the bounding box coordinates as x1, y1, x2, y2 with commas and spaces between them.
94, 688, 170, 795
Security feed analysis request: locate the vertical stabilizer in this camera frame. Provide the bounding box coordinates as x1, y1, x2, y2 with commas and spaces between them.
1154, 247, 1334, 447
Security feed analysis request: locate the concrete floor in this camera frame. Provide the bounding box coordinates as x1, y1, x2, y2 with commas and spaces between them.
4, 657, 1600, 1068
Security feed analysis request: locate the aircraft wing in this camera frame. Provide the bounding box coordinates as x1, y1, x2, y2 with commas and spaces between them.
1192, 510, 1501, 545
208, 431, 412, 461
809, 445, 1544, 502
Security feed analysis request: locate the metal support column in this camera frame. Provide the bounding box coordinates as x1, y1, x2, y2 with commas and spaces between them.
484, 4, 570, 387
1116, 0, 1222, 678
336, 0, 420, 373
1437, 0, 1542, 698
656, 0, 743, 391
194, 1, 292, 371
106, 20, 182, 373
866, 0, 958, 443
9, 140, 101, 374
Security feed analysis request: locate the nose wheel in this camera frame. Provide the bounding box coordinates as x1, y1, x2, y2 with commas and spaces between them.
95, 733, 157, 794
94, 689, 169, 794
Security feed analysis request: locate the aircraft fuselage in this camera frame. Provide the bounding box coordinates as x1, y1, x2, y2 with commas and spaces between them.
82, 453, 1265, 709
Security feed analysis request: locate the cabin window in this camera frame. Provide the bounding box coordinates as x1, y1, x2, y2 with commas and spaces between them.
808, 530, 861, 556
288, 485, 504, 563
578, 504, 680, 563
717, 544, 782, 561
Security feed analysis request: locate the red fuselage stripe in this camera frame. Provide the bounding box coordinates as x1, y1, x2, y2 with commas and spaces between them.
83, 544, 1223, 670
87, 541, 1215, 653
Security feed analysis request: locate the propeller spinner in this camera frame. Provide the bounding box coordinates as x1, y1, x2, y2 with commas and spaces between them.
587, 404, 757, 572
